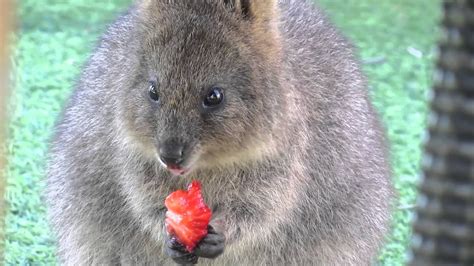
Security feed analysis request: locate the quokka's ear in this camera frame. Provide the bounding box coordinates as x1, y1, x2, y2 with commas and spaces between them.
134, 0, 174, 18
224, 1, 281, 65
135, 0, 154, 18
223, 0, 281, 44
222, 0, 278, 23
135, 0, 155, 10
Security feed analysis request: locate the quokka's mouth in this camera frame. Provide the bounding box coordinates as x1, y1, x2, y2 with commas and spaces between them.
158, 158, 193, 176
157, 146, 200, 176
167, 164, 190, 176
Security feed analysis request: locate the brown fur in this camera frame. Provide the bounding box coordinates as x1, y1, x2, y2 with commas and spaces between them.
46, 0, 393, 265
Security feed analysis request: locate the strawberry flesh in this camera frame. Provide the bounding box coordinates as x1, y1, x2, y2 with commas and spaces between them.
165, 181, 212, 252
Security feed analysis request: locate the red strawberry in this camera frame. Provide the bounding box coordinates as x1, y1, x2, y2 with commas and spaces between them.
165, 180, 212, 252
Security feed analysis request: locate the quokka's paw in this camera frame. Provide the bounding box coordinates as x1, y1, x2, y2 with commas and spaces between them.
193, 225, 226, 259
165, 236, 198, 265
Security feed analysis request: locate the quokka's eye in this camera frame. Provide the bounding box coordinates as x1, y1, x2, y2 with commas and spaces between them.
148, 81, 159, 102
203, 86, 224, 108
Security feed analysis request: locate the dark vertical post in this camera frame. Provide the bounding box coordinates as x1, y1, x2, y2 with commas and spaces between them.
409, 0, 474, 264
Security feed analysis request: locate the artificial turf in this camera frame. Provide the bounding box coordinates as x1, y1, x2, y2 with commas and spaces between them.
5, 0, 440, 264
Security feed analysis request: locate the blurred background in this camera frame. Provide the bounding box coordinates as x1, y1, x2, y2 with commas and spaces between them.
1, 0, 14, 263
4, 0, 441, 264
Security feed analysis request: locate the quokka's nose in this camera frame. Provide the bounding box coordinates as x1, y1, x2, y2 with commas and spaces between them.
159, 143, 184, 167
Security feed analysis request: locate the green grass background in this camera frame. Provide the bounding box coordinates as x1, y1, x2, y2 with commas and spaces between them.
6, 0, 440, 264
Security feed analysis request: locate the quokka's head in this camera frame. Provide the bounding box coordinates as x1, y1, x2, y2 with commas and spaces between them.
120, 0, 284, 175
